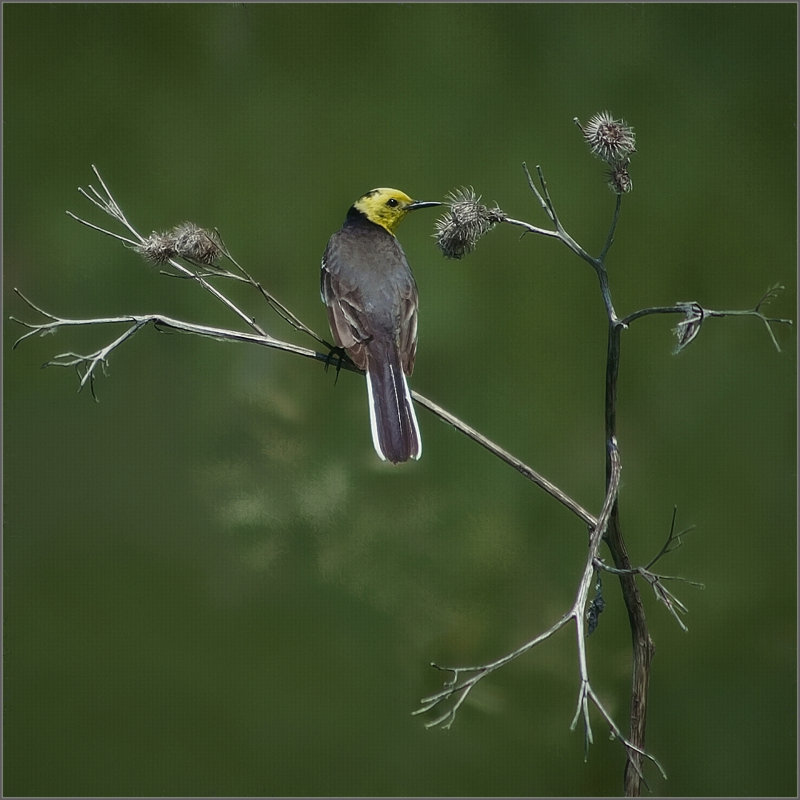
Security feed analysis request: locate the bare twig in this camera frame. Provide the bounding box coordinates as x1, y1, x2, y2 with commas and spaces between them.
621, 286, 792, 354
411, 391, 595, 527
10, 289, 330, 375
596, 508, 704, 633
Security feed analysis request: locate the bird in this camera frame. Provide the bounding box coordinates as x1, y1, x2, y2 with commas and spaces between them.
321, 188, 440, 463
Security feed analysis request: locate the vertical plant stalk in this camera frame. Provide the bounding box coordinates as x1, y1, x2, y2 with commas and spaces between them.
521, 160, 656, 794
591, 179, 653, 795
435, 165, 660, 792
604, 320, 655, 797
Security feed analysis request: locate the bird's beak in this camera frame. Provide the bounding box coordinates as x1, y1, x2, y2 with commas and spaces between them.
407, 200, 441, 211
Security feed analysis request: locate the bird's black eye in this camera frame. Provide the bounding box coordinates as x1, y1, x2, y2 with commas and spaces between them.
386, 198, 398, 207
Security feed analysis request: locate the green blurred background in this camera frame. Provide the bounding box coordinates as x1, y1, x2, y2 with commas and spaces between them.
3, 3, 796, 796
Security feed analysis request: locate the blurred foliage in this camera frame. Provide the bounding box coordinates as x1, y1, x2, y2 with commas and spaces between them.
4, 3, 796, 796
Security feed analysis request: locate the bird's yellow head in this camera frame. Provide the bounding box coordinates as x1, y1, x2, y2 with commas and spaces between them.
353, 188, 440, 235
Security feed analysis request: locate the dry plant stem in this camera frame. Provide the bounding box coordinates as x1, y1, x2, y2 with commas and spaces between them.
513, 166, 655, 793
622, 300, 792, 353
11, 290, 338, 378
412, 391, 596, 527
570, 444, 665, 786
604, 321, 653, 797
14, 166, 788, 795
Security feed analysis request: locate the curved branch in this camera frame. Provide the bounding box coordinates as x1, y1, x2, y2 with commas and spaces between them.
412, 390, 596, 526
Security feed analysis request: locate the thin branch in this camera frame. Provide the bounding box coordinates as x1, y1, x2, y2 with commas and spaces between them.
413, 613, 572, 730
206, 240, 332, 349
12, 288, 595, 530
500, 216, 561, 240
520, 163, 619, 321
411, 391, 596, 527
595, 507, 704, 633
598, 193, 623, 263
65, 211, 140, 248
644, 506, 695, 570
621, 289, 792, 353
11, 289, 330, 368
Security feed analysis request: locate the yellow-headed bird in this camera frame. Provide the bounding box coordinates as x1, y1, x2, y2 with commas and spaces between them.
321, 188, 440, 463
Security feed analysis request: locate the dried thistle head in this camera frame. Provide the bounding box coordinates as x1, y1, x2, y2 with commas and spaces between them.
171, 222, 222, 265
135, 222, 222, 265
135, 231, 177, 264
434, 187, 506, 259
607, 159, 633, 195
576, 111, 637, 164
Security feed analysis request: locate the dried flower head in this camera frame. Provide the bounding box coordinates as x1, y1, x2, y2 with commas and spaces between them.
434, 187, 506, 259
135, 222, 222, 265
135, 231, 177, 264
672, 302, 705, 353
576, 111, 636, 164
607, 159, 633, 195
171, 222, 222, 265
